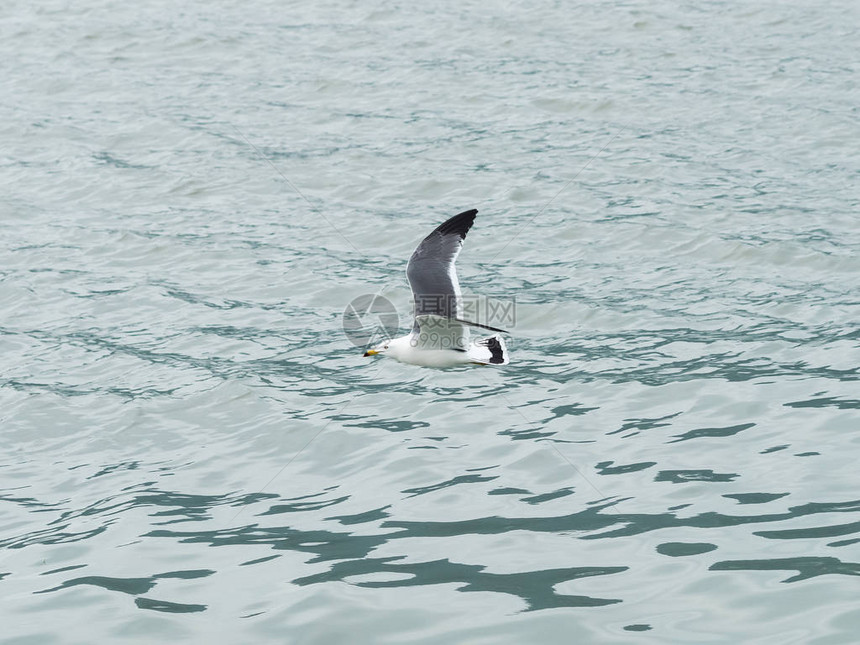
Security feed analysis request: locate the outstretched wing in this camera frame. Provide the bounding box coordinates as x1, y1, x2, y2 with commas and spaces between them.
406, 209, 477, 322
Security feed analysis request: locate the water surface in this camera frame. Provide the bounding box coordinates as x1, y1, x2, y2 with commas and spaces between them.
2, 1, 859, 643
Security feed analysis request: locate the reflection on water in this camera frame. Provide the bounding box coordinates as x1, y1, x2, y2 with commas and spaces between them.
6, 483, 859, 616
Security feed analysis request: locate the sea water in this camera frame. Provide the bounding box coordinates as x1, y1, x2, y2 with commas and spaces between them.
2, 1, 859, 642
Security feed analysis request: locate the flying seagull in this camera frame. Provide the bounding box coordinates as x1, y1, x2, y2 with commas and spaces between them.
363, 209, 510, 367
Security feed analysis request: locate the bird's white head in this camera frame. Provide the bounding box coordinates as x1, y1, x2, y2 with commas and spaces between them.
363, 335, 411, 359
362, 340, 390, 357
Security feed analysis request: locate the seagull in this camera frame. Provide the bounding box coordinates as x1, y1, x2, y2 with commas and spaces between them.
363, 209, 510, 367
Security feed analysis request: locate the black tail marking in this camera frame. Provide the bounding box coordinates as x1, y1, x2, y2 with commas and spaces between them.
482, 336, 506, 365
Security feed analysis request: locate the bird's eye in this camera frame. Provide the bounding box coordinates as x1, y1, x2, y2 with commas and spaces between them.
384, 345, 389, 349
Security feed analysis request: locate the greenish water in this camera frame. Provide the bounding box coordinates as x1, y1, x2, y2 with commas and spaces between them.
2, 1, 859, 643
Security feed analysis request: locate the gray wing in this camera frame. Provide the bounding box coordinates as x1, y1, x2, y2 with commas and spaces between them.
406, 209, 477, 324
414, 314, 469, 351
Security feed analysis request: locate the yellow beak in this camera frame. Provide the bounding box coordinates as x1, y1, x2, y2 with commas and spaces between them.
363, 349, 378, 357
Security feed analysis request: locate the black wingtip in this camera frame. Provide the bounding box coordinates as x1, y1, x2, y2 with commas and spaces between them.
435, 209, 478, 239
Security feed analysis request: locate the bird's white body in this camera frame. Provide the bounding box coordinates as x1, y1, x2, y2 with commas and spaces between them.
381, 333, 508, 367
384, 335, 473, 367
